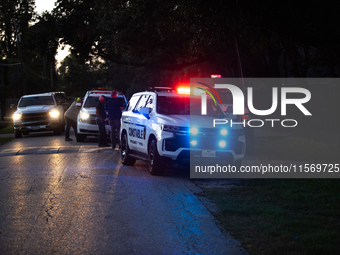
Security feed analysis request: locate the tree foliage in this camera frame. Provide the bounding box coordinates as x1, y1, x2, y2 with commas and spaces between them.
2, 0, 339, 108
53, 0, 237, 70
53, 0, 340, 79
0, 0, 62, 99
0, 0, 35, 58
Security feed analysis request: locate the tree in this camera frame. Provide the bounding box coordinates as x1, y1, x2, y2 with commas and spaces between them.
0, 0, 36, 118
0, 0, 35, 58
53, 0, 238, 70
53, 0, 340, 80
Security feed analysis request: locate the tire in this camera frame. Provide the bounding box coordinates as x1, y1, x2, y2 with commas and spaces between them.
121, 133, 136, 166
76, 134, 86, 142
59, 124, 65, 134
54, 130, 61, 135
15, 132, 22, 138
148, 138, 165, 176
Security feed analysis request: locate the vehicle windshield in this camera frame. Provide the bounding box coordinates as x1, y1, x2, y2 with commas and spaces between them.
83, 96, 125, 107
156, 96, 225, 117
84, 96, 101, 107
217, 90, 233, 104
54, 93, 66, 102
18, 96, 55, 107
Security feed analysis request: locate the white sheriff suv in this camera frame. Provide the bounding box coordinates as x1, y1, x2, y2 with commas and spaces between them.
120, 88, 246, 175
76, 88, 127, 142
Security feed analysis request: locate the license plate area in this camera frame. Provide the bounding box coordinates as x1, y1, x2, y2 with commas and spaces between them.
202, 149, 216, 158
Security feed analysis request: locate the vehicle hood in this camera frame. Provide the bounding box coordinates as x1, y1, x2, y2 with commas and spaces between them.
81, 107, 96, 113
16, 105, 56, 114
156, 114, 234, 129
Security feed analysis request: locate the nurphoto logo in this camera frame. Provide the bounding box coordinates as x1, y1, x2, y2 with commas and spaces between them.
195, 82, 312, 128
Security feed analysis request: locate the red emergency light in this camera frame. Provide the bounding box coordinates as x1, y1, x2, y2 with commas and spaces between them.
177, 87, 190, 94
211, 74, 221, 78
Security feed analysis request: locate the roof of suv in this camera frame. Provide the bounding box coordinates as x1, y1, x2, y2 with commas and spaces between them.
88, 90, 111, 95
134, 91, 188, 98
21, 93, 55, 98
86, 90, 126, 97
154, 92, 181, 97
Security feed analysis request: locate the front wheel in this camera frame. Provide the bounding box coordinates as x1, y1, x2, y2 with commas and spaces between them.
148, 138, 165, 176
14, 132, 22, 138
121, 133, 136, 166
76, 134, 86, 142
54, 130, 61, 135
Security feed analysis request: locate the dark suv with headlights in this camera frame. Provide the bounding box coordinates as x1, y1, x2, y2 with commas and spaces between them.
13, 93, 65, 138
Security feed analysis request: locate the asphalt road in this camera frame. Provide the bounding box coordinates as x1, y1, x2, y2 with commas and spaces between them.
0, 131, 248, 255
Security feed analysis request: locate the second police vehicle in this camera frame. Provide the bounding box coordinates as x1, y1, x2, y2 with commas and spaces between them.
77, 88, 127, 142
120, 87, 246, 175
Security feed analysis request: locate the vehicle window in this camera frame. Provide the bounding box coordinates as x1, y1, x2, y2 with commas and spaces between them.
190, 98, 225, 117
216, 90, 233, 104
54, 93, 66, 102
157, 96, 190, 115
127, 95, 141, 111
19, 96, 55, 107
145, 95, 154, 109
117, 97, 126, 108
133, 94, 149, 112
83, 96, 99, 107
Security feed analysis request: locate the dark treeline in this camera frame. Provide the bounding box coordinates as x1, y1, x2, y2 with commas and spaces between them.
1, 0, 339, 104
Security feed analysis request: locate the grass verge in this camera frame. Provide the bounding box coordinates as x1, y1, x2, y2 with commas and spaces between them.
204, 179, 340, 255
253, 136, 340, 162
0, 122, 13, 134
0, 122, 14, 146
250, 129, 340, 162
0, 137, 15, 146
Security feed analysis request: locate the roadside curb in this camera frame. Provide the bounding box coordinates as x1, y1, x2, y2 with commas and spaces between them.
0, 146, 117, 156
0, 133, 14, 138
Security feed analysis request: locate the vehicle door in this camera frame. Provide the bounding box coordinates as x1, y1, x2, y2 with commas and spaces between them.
140, 95, 154, 154
128, 94, 150, 152
121, 94, 143, 151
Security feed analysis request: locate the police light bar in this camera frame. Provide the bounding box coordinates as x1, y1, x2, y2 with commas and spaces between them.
211, 74, 221, 78
177, 87, 190, 94
90, 92, 111, 94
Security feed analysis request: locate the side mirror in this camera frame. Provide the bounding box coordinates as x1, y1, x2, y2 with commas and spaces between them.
75, 102, 82, 108
139, 107, 151, 119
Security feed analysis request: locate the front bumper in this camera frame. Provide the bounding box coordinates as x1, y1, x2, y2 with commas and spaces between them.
14, 121, 61, 133
159, 133, 246, 165
77, 121, 110, 136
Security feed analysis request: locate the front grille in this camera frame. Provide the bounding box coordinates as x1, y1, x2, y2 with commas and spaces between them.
194, 127, 244, 136
22, 121, 49, 126
89, 114, 97, 124
195, 136, 244, 153
79, 129, 98, 134
164, 132, 244, 154
21, 112, 48, 122
85, 114, 109, 125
